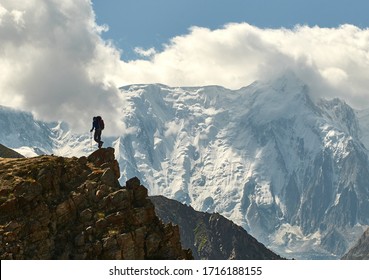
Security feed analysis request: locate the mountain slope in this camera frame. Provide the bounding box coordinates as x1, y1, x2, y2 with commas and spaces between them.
0, 144, 24, 158
0, 148, 191, 259
341, 227, 369, 260
114, 74, 369, 259
0, 106, 54, 156
2, 73, 369, 259
150, 195, 282, 260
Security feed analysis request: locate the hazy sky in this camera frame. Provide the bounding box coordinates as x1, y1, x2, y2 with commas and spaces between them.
1, 0, 369, 134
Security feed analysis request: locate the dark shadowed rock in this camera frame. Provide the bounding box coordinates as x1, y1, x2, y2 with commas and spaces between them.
126, 177, 149, 207
0, 144, 24, 159
341, 227, 369, 260
150, 195, 283, 260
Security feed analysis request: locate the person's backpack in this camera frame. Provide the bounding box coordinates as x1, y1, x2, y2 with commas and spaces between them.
96, 116, 104, 130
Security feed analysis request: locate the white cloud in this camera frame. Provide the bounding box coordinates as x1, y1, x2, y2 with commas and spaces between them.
0, 0, 124, 135
2, 0, 369, 140
118, 23, 369, 109
134, 47, 156, 58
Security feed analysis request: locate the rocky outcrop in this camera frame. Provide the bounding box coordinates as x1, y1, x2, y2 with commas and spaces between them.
0, 147, 192, 260
0, 144, 24, 158
150, 195, 283, 260
341, 227, 369, 260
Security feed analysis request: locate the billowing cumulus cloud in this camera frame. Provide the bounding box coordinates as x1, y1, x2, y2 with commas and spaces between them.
0, 0, 124, 135
119, 23, 369, 109
2, 0, 369, 140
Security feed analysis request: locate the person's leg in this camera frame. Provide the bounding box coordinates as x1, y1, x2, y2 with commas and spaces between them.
96, 130, 103, 148
94, 130, 99, 143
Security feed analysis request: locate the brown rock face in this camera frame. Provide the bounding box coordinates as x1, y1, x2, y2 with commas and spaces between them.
0, 148, 192, 260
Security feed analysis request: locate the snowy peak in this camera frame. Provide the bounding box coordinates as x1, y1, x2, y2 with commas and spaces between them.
267, 71, 308, 95
116, 76, 369, 259
0, 105, 54, 156
2, 73, 369, 259
317, 98, 360, 139
0, 106, 95, 157
238, 75, 315, 131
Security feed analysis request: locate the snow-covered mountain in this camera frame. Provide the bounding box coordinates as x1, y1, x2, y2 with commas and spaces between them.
0, 105, 54, 156
0, 106, 94, 157
2, 73, 369, 259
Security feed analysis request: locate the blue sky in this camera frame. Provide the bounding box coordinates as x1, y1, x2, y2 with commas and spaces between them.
92, 0, 369, 60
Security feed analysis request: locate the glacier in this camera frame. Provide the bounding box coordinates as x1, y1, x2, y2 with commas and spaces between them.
1, 73, 369, 259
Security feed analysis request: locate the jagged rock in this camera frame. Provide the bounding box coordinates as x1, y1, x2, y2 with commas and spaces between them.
126, 177, 149, 207
0, 148, 192, 260
150, 195, 283, 260
87, 147, 120, 179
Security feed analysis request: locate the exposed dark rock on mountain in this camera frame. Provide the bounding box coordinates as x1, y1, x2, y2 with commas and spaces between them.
341, 227, 369, 260
0, 148, 192, 260
0, 144, 24, 159
150, 195, 283, 260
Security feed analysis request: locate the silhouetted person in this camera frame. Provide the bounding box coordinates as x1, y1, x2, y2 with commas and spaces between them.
90, 116, 104, 148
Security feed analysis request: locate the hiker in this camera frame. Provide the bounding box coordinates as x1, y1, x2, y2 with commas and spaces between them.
90, 116, 105, 148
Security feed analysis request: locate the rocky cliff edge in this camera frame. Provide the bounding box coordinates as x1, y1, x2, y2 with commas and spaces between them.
0, 147, 192, 260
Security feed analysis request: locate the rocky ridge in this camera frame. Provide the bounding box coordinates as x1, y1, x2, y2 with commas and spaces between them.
0, 144, 24, 159
341, 227, 369, 260
0, 147, 192, 260
150, 195, 282, 260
